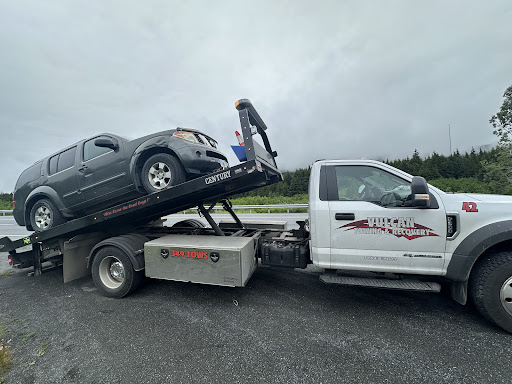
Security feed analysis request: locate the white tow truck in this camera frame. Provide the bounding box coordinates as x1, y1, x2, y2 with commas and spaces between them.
2, 99, 512, 333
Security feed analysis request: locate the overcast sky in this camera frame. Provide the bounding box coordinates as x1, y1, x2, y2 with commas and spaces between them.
0, 0, 511, 192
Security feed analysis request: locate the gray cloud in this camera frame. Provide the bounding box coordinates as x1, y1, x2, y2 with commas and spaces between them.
0, 0, 511, 191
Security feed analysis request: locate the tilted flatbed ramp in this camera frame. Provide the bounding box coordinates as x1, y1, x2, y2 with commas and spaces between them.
0, 99, 282, 254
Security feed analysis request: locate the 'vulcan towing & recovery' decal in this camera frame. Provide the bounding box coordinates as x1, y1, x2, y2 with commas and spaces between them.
339, 217, 439, 240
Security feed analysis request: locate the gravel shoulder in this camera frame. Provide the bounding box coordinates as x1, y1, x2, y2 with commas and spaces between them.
0, 264, 511, 383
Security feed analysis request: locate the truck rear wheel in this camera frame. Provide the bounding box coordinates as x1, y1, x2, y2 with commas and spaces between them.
470, 251, 512, 333
91, 246, 143, 298
172, 219, 205, 228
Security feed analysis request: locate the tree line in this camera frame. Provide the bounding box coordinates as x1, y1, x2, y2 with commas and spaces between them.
0, 147, 505, 210
236, 146, 501, 199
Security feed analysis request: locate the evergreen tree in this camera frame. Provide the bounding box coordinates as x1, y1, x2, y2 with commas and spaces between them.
483, 85, 512, 193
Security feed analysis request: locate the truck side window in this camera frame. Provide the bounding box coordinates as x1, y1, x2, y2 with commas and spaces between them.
335, 165, 411, 207
57, 147, 77, 173
83, 135, 114, 162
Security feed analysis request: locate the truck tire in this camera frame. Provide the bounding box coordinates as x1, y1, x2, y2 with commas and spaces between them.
172, 219, 205, 228
29, 199, 65, 232
141, 153, 186, 193
91, 246, 143, 298
470, 251, 512, 333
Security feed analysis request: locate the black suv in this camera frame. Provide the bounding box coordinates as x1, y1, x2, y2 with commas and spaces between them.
13, 129, 228, 231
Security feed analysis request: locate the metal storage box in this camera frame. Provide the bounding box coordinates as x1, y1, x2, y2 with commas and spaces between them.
144, 235, 257, 287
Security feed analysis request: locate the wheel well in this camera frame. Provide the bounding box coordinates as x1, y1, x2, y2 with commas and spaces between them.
134, 147, 181, 190
87, 234, 148, 271
470, 240, 512, 273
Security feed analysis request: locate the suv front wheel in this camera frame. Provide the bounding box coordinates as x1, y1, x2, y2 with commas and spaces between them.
29, 199, 65, 232
141, 153, 186, 194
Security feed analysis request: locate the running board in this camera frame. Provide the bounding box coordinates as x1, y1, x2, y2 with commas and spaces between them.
320, 274, 441, 292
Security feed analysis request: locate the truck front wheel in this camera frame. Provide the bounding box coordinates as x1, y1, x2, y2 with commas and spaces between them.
91, 246, 143, 298
470, 251, 512, 333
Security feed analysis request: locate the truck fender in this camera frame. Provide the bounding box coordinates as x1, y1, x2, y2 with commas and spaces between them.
446, 220, 512, 283
87, 234, 148, 272
25, 186, 68, 221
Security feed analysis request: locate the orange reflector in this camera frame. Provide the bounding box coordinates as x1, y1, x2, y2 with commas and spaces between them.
235, 100, 240, 108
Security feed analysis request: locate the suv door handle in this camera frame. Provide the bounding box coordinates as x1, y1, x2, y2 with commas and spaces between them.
335, 213, 355, 220
78, 165, 88, 173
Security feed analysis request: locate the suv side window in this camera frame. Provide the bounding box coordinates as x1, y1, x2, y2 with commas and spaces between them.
335, 165, 412, 207
83, 136, 113, 162
57, 147, 77, 173
49, 155, 58, 175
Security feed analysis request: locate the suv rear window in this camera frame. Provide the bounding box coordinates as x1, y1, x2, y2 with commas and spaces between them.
49, 155, 58, 175
48, 147, 77, 175
57, 147, 76, 173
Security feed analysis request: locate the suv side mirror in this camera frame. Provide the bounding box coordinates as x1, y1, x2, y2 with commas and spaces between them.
95, 138, 119, 151
411, 176, 430, 208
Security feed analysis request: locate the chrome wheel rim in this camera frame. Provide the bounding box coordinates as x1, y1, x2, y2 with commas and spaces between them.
34, 206, 52, 230
500, 276, 512, 316
98, 256, 125, 289
148, 162, 172, 189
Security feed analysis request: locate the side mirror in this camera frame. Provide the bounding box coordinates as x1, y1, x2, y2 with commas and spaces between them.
411, 176, 430, 208
95, 138, 119, 151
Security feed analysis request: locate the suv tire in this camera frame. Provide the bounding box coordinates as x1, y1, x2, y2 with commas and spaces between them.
141, 153, 186, 193
29, 199, 65, 232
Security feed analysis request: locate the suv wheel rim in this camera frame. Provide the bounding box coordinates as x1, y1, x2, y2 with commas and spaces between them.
500, 276, 512, 316
34, 206, 51, 229
98, 256, 125, 289
148, 162, 172, 189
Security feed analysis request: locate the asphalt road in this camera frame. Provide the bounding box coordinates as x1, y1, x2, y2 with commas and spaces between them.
0, 214, 511, 383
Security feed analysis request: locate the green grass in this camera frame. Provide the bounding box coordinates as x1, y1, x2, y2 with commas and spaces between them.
22, 333, 35, 341
181, 194, 309, 214
0, 322, 12, 383
37, 341, 49, 357
0, 194, 13, 211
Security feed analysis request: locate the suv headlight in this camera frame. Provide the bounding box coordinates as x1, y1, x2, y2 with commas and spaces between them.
173, 131, 200, 144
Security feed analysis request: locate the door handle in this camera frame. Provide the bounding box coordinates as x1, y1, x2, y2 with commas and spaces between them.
335, 213, 355, 220
78, 165, 88, 173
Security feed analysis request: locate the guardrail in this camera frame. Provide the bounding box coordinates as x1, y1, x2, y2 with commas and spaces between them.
0, 204, 308, 217
197, 204, 308, 214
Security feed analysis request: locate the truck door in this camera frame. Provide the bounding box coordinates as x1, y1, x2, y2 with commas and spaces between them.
326, 164, 446, 275
77, 135, 129, 204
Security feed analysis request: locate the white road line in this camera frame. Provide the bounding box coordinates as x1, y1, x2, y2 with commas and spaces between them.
0, 235, 26, 237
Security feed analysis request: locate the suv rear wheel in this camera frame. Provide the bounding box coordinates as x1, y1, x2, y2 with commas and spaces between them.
141, 153, 186, 193
29, 199, 65, 232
